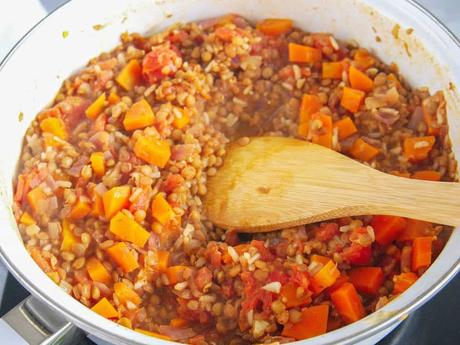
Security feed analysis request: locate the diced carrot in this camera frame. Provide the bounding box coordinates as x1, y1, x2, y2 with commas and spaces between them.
298, 122, 309, 138
390, 171, 411, 178
398, 219, 433, 242
412, 236, 433, 271
349, 138, 380, 161
108, 92, 120, 105
299, 94, 322, 124
103, 185, 131, 219
349, 66, 374, 92
310, 113, 332, 148
330, 282, 365, 324
151, 193, 175, 225
116, 59, 143, 91
170, 318, 188, 328
133, 135, 171, 168
393, 272, 418, 294
14, 174, 26, 203
20, 212, 36, 226
411, 170, 441, 181
91, 297, 118, 319
86, 257, 112, 284
280, 282, 311, 308
311, 254, 330, 266
68, 198, 91, 220
134, 328, 172, 340
114, 282, 141, 305
155, 250, 170, 271
322, 62, 343, 80
85, 93, 106, 120
172, 108, 190, 129
281, 305, 329, 340
354, 49, 375, 70
165, 265, 187, 285
109, 211, 150, 247
123, 99, 155, 131
348, 267, 384, 295
256, 18, 293, 36
40, 117, 68, 141
310, 255, 340, 294
288, 43, 322, 63
90, 152, 105, 177
371, 215, 407, 245
333, 116, 357, 140
341, 87, 365, 113
105, 242, 139, 273
90, 192, 104, 217
60, 219, 78, 251
27, 187, 47, 214
403, 136, 435, 162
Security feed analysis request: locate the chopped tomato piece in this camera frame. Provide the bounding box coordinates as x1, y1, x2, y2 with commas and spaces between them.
194, 267, 212, 291
162, 174, 184, 194
312, 33, 335, 50
250, 240, 275, 261
142, 45, 181, 84
314, 223, 339, 242
341, 244, 372, 266
57, 97, 91, 129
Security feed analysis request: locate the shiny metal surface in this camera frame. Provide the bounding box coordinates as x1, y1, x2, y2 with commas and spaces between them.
2, 296, 84, 345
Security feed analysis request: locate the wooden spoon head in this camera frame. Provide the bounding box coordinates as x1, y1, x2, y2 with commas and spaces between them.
204, 136, 379, 232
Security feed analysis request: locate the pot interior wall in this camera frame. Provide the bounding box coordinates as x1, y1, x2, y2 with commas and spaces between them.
0, 0, 459, 344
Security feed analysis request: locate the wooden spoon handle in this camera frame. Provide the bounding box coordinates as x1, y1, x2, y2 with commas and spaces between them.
364, 172, 460, 226
205, 137, 460, 232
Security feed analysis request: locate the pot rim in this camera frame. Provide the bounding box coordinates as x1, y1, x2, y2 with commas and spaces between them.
0, 0, 459, 344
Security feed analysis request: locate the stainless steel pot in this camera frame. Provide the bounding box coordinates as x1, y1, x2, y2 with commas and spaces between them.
0, 0, 459, 344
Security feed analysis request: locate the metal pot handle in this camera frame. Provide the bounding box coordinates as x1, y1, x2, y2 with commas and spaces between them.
0, 295, 85, 345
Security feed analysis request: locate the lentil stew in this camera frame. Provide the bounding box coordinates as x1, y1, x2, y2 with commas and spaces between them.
13, 15, 457, 344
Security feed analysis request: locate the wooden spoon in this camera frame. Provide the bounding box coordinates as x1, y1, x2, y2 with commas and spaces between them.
205, 136, 460, 232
